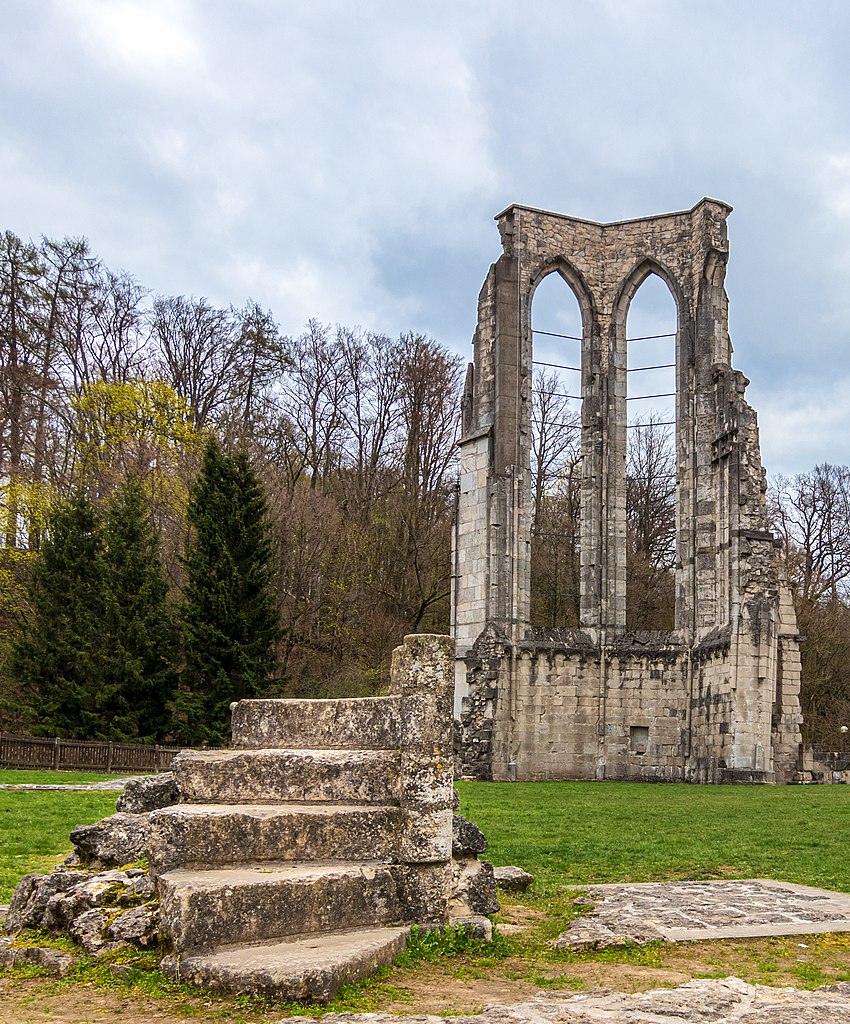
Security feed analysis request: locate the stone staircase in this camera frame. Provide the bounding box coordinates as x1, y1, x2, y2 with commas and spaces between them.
149, 635, 455, 1003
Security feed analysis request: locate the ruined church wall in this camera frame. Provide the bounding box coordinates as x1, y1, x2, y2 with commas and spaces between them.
453, 201, 805, 783
453, 432, 491, 656
688, 643, 738, 781
462, 637, 743, 783
459, 633, 802, 783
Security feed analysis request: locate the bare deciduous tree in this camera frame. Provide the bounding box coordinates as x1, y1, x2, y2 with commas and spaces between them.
529, 367, 582, 628
626, 414, 676, 630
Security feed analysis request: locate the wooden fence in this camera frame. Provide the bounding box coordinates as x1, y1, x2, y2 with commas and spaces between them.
0, 733, 183, 773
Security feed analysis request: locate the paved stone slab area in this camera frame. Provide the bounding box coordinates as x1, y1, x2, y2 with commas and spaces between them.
284, 978, 850, 1023
0, 777, 136, 791
554, 879, 850, 948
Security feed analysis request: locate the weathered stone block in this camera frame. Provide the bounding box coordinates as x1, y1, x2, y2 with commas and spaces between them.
162, 926, 410, 1004
69, 813, 149, 868
452, 814, 488, 856
172, 748, 400, 806
232, 695, 401, 750
147, 803, 402, 873
4, 868, 90, 933
117, 773, 179, 813
159, 862, 417, 953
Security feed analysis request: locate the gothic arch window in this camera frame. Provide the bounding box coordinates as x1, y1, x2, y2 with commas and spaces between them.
622, 270, 678, 630
528, 268, 584, 628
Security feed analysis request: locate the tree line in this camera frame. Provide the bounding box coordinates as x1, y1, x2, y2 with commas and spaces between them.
0, 231, 461, 741
11, 441, 279, 745
1, 230, 846, 748
770, 465, 850, 748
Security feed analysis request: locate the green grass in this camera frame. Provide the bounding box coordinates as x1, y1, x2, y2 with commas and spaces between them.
456, 780, 850, 897
6, 779, 850, 1013
0, 769, 131, 785
0, 789, 118, 901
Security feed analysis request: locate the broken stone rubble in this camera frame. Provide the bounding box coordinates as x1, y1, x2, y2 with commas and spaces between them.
116, 772, 178, 813
493, 866, 534, 893
0, 936, 78, 977
3, 865, 157, 956
67, 812, 149, 869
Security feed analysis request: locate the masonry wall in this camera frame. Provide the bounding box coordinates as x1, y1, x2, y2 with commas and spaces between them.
459, 629, 801, 783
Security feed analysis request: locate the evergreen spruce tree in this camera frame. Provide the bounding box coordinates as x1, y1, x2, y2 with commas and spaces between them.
179, 439, 280, 744
12, 493, 109, 738
102, 476, 180, 742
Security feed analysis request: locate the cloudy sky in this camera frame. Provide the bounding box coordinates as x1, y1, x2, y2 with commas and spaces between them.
3, 0, 849, 477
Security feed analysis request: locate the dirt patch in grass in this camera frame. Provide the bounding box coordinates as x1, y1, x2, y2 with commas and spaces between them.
0, 978, 197, 1024
0, 975, 274, 1024
5, 932, 850, 1023
381, 966, 546, 1014
379, 959, 693, 1013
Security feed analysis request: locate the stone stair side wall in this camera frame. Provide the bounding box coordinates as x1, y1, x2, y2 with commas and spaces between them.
393, 633, 456, 921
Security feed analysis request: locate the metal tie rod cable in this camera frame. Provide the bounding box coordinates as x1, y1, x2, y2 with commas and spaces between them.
533, 329, 676, 342
533, 359, 674, 373
626, 392, 676, 401
532, 359, 581, 372
532, 329, 582, 341
627, 332, 676, 341
627, 419, 674, 428
532, 388, 582, 401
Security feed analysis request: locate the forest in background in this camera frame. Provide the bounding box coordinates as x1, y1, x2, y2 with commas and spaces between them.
0, 230, 461, 738
0, 230, 847, 747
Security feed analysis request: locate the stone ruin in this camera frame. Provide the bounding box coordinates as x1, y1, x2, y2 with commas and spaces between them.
3, 634, 498, 1002
452, 199, 804, 783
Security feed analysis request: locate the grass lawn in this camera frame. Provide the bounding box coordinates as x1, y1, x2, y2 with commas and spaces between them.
455, 779, 850, 895
5, 779, 850, 1020
0, 789, 118, 902
0, 769, 132, 785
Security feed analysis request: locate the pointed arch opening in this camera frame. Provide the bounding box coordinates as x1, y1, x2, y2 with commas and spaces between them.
623, 271, 678, 630
528, 267, 585, 628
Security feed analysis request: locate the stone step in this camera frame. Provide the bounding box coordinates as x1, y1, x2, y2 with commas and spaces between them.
147, 803, 401, 873
159, 861, 415, 952
173, 748, 400, 806
231, 696, 401, 750
162, 925, 410, 1003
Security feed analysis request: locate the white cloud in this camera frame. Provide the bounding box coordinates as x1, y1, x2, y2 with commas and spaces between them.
759, 376, 850, 478
813, 151, 850, 272
3, 0, 850, 474
63, 0, 205, 81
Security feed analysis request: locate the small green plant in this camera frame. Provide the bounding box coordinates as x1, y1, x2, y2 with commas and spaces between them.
395, 924, 512, 968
